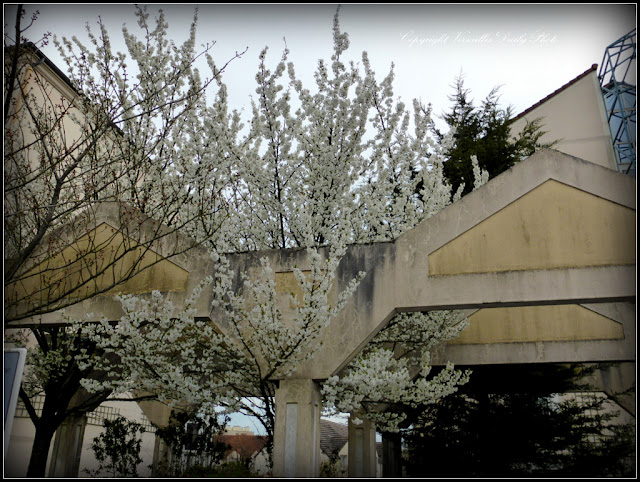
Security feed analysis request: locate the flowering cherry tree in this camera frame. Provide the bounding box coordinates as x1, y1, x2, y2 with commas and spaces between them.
321, 311, 472, 431
4, 5, 244, 324
76, 7, 488, 453
5, 5, 490, 476
4, 5, 245, 476
233, 10, 463, 251
228, 8, 482, 435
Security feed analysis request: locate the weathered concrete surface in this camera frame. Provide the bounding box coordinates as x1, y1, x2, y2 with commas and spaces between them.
244, 149, 636, 478
581, 361, 636, 416
19, 150, 634, 376
273, 379, 322, 477
7, 149, 635, 479
451, 305, 625, 345
7, 201, 218, 325
427, 179, 635, 275
433, 302, 635, 366
347, 414, 377, 478
17, 151, 634, 381
286, 149, 636, 379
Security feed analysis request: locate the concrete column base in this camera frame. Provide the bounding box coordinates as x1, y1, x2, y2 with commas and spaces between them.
581, 361, 636, 416
348, 414, 377, 477
48, 413, 87, 477
382, 431, 403, 477
151, 436, 173, 476
273, 379, 322, 477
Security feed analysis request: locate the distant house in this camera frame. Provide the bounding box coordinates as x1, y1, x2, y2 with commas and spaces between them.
215, 419, 380, 477
319, 419, 383, 477
320, 418, 349, 475
217, 431, 270, 475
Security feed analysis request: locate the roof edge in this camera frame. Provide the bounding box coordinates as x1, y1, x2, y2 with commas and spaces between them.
512, 64, 599, 122
6, 42, 77, 94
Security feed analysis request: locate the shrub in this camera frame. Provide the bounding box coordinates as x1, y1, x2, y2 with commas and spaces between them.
84, 416, 145, 477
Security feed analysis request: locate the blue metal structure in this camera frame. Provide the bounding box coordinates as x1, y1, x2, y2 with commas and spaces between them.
598, 29, 636, 176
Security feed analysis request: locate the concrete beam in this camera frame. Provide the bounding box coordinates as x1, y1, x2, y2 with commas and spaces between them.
295, 264, 635, 379
432, 302, 636, 366
291, 150, 636, 379
11, 152, 635, 383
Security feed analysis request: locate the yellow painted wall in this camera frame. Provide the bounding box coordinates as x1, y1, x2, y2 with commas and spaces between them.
275, 270, 337, 309
8, 223, 189, 310
428, 180, 635, 276
450, 304, 624, 345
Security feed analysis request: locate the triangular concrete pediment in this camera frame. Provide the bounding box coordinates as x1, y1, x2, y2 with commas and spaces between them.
397, 149, 635, 276
293, 149, 636, 378
9, 220, 189, 302
427, 178, 635, 275
6, 202, 215, 324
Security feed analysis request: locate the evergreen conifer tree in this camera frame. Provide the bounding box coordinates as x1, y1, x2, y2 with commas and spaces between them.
431, 75, 555, 198
403, 364, 635, 478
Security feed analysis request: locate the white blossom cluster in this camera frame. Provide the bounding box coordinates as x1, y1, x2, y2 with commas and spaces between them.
7, 5, 492, 443
321, 311, 472, 431
5, 6, 244, 321
225, 8, 465, 252
322, 351, 470, 432
471, 154, 490, 190
69, 245, 363, 438
211, 246, 364, 378
5, 320, 92, 400
73, 281, 228, 407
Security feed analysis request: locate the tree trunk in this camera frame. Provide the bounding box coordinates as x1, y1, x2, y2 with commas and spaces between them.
26, 424, 57, 477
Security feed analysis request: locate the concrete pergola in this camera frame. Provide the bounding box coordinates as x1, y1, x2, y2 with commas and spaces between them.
9, 149, 636, 477
250, 149, 635, 477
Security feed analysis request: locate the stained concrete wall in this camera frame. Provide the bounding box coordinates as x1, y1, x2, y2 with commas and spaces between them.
7, 201, 218, 325
275, 149, 636, 380
5, 147, 635, 477
427, 179, 635, 275
27, 150, 634, 378
11, 147, 634, 372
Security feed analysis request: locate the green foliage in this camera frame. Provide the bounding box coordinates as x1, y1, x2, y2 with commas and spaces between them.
432, 74, 555, 198
84, 416, 145, 477
562, 421, 636, 477
183, 461, 265, 477
403, 364, 636, 477
320, 458, 345, 477
154, 409, 230, 477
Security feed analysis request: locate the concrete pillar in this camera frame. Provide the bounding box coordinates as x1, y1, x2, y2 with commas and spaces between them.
583, 362, 636, 416
382, 431, 402, 477
48, 413, 87, 477
144, 400, 173, 476
273, 379, 322, 477
347, 414, 377, 477
151, 436, 173, 477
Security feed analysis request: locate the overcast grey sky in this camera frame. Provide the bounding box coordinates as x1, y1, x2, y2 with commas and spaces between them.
7, 4, 637, 122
